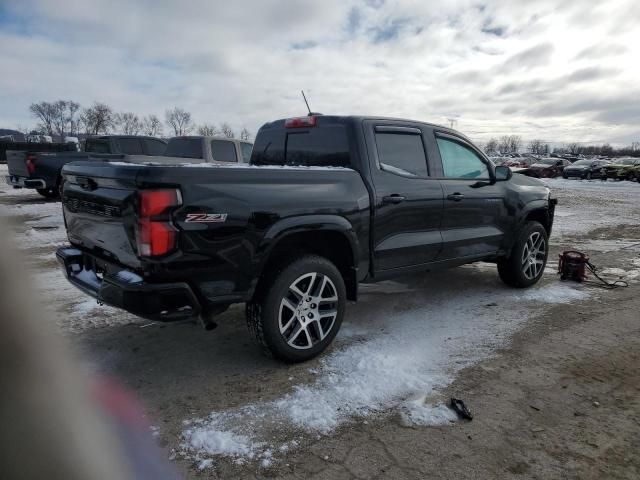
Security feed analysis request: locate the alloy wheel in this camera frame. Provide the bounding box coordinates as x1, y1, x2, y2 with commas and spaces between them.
278, 272, 339, 350
521, 232, 546, 280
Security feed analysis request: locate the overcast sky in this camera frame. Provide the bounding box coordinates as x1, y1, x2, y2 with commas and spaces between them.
1, 0, 638, 145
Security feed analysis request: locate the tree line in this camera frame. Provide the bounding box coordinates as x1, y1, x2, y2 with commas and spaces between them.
26, 100, 252, 141
482, 135, 640, 157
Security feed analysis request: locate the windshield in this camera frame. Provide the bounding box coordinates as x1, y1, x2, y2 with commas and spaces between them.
572, 160, 591, 166
537, 159, 557, 165
616, 159, 636, 165
164, 138, 203, 159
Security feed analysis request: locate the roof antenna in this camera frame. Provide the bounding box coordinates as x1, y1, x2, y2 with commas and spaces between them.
301, 90, 312, 115
301, 90, 322, 116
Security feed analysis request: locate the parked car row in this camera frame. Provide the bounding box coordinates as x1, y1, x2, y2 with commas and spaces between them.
5, 134, 253, 198
503, 157, 640, 182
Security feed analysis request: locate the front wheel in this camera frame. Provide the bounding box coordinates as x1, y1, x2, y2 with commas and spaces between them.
498, 221, 548, 288
246, 255, 346, 362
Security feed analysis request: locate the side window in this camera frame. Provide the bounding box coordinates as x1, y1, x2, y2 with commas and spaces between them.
84, 140, 110, 153
436, 137, 489, 179
240, 142, 253, 163
210, 140, 237, 162
144, 139, 166, 155
374, 132, 428, 177
117, 138, 144, 155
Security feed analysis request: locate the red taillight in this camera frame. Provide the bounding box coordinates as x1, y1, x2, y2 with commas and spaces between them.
136, 189, 182, 257
285, 116, 317, 128
26, 155, 37, 174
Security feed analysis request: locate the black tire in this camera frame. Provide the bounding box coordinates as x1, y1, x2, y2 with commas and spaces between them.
498, 221, 549, 288
36, 188, 59, 199
246, 255, 346, 362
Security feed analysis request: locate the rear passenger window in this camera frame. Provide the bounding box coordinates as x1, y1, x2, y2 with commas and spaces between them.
240, 142, 253, 163
211, 140, 237, 162
436, 137, 489, 179
84, 140, 110, 153
144, 139, 166, 155
375, 132, 428, 177
117, 138, 144, 155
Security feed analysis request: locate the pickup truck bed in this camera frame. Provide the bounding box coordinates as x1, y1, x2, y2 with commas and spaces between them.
5, 135, 167, 198
56, 115, 556, 362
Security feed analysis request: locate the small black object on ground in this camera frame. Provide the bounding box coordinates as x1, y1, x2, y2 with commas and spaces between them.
450, 398, 473, 420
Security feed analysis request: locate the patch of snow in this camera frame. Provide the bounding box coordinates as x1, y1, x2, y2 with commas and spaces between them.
399, 397, 458, 426
181, 271, 593, 465
519, 283, 589, 303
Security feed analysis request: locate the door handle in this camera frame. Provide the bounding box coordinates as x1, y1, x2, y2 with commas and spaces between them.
447, 192, 465, 201
382, 194, 406, 205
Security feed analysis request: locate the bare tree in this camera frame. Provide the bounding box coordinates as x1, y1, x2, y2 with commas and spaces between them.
527, 139, 547, 155
566, 142, 581, 155
197, 124, 219, 136
498, 135, 510, 154
51, 100, 81, 139
165, 107, 193, 136
29, 102, 57, 136
80, 103, 114, 135
141, 115, 163, 136
632, 141, 640, 152
484, 138, 498, 155
240, 128, 252, 141
115, 112, 142, 135
220, 122, 235, 139
508, 135, 522, 154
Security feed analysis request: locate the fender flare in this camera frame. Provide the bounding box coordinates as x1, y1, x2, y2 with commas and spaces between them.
249, 215, 361, 298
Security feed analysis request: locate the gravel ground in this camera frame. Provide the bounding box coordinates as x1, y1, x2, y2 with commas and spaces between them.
1, 165, 639, 479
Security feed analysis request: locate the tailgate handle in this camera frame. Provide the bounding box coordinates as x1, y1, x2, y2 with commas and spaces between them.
76, 176, 97, 191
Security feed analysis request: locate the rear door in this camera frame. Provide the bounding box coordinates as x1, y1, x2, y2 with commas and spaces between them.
431, 132, 505, 260
365, 121, 444, 271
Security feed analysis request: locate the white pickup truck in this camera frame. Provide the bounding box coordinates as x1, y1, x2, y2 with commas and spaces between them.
163, 136, 253, 164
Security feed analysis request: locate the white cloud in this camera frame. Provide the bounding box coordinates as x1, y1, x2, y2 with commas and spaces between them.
0, 0, 639, 144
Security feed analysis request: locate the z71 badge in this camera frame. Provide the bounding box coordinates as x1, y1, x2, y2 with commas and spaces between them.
185, 213, 228, 223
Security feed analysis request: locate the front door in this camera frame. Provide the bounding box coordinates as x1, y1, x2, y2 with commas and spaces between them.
432, 133, 506, 260
365, 122, 444, 271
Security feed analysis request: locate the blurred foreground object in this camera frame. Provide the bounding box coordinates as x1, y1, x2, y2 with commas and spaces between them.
0, 217, 179, 479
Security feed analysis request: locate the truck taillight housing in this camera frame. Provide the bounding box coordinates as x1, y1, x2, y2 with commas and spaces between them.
285, 116, 317, 128
136, 189, 182, 257
26, 154, 37, 174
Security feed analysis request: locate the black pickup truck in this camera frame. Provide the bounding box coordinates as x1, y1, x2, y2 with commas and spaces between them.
56, 115, 556, 361
5, 135, 167, 198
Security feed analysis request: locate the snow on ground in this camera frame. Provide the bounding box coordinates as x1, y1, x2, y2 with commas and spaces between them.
543, 178, 640, 239
181, 270, 593, 466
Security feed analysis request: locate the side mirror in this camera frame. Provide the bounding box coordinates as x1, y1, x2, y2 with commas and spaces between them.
495, 165, 512, 181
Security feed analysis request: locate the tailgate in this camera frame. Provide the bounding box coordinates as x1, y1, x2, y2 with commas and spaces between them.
7, 151, 29, 177
62, 162, 145, 269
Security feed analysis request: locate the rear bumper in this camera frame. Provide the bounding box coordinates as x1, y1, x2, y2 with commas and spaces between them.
5, 175, 46, 189
56, 246, 202, 321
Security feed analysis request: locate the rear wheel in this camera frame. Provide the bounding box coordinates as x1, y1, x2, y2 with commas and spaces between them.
498, 221, 548, 288
246, 255, 346, 362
